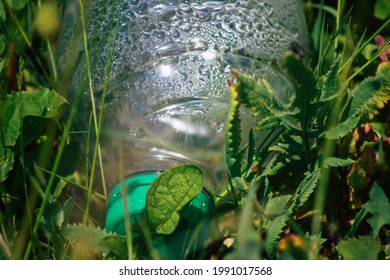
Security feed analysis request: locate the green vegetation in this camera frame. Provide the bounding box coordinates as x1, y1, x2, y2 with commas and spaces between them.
0, 0, 389, 260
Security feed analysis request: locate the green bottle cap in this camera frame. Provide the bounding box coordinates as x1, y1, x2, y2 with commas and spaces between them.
105, 170, 214, 258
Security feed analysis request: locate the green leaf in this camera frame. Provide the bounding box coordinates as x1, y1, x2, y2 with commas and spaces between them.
293, 169, 320, 209
347, 164, 367, 191
269, 135, 303, 155
146, 165, 203, 235
40, 201, 64, 257
374, 0, 390, 20
343, 67, 390, 122
324, 157, 355, 168
6, 0, 27, 10
0, 89, 67, 181
364, 183, 390, 236
320, 58, 341, 101
99, 235, 128, 260
264, 213, 291, 257
336, 236, 381, 260
265, 195, 292, 219
325, 116, 360, 139
225, 80, 243, 177
280, 52, 319, 131
0, 3, 6, 20
0, 148, 14, 182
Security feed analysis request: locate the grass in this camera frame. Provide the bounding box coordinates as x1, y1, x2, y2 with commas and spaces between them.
0, 0, 389, 260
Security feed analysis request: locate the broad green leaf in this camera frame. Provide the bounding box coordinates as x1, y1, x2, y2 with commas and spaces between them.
293, 169, 320, 209
336, 236, 381, 260
364, 183, 390, 236
0, 89, 67, 181
225, 80, 243, 177
324, 157, 355, 168
146, 165, 203, 235
325, 116, 360, 139
374, 0, 390, 20
6, 0, 27, 10
0, 89, 67, 147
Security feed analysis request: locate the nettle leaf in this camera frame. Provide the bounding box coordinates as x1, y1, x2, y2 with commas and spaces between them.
62, 224, 109, 259
364, 183, 390, 236
343, 63, 390, 122
225, 80, 243, 177
324, 157, 355, 168
0, 89, 68, 181
336, 236, 381, 260
146, 165, 203, 235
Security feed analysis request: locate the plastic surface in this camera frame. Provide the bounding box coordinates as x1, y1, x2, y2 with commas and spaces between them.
57, 0, 309, 192
105, 170, 215, 258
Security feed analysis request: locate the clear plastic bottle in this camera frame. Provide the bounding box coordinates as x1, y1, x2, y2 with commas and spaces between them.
57, 0, 308, 259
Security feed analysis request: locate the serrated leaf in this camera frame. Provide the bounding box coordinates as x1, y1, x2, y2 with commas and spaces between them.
225, 81, 243, 177
232, 71, 299, 131
269, 135, 303, 155
280, 52, 319, 131
293, 169, 320, 209
99, 235, 128, 260
40, 201, 64, 258
265, 195, 292, 218
336, 236, 381, 260
325, 116, 360, 139
324, 157, 355, 167
62, 224, 108, 244
343, 66, 390, 122
62, 224, 108, 259
264, 213, 291, 257
255, 116, 281, 131
364, 183, 390, 236
320, 58, 341, 101
146, 165, 203, 235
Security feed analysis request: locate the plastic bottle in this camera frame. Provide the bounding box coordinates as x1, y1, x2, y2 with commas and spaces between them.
56, 0, 308, 259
